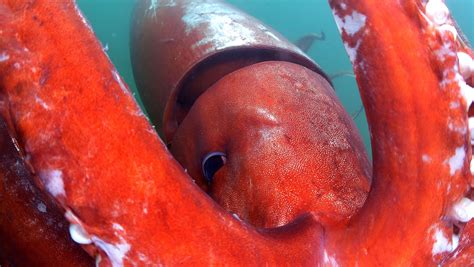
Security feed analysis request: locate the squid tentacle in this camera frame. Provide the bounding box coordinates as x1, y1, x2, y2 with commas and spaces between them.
0, 0, 472, 265
0, 0, 324, 265
327, 0, 474, 265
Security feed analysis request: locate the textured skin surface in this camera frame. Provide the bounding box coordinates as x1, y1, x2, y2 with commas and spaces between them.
0, 118, 92, 266
171, 61, 370, 228
323, 0, 474, 265
0, 0, 325, 265
134, 0, 474, 265
130, 0, 329, 140
0, 0, 473, 265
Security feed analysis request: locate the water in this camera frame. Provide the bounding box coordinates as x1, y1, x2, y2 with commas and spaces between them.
76, 0, 473, 159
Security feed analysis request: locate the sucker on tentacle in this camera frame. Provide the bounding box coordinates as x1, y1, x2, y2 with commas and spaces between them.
0, 115, 93, 266
327, 0, 474, 265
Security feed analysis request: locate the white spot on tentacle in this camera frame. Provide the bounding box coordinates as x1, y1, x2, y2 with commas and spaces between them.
434, 41, 456, 60
323, 250, 339, 267
422, 154, 432, 163
331, 9, 367, 64
113, 223, 125, 232
343, 40, 361, 64
91, 236, 130, 267
137, 252, 158, 266
0, 52, 9, 62
143, 202, 149, 214
449, 101, 460, 109
334, 11, 367, 36
38, 169, 66, 197
37, 202, 47, 213
446, 146, 465, 176
35, 96, 51, 110
447, 120, 467, 135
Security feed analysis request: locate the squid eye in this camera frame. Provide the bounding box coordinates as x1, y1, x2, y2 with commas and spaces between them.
202, 152, 226, 184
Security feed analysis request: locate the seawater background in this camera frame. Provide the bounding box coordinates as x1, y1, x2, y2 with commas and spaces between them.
76, 0, 473, 159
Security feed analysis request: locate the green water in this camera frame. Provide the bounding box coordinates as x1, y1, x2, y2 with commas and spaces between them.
77, 0, 473, 159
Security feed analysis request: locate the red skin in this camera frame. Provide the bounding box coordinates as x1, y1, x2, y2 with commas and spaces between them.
171, 61, 371, 228
0, 0, 324, 265
0, 117, 93, 266
323, 0, 474, 265
0, 0, 472, 266
445, 220, 474, 266
131, 0, 371, 229
130, 0, 329, 140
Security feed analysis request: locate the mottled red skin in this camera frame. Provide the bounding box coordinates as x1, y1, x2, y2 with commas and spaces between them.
445, 220, 474, 266
171, 61, 371, 228
130, 0, 329, 140
0, 0, 325, 265
131, 0, 371, 231
0, 117, 93, 266
0, 0, 473, 266
323, 0, 474, 265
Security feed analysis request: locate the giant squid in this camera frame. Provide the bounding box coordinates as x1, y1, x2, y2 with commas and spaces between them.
0, 0, 473, 266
